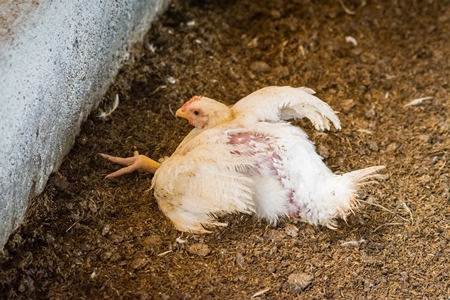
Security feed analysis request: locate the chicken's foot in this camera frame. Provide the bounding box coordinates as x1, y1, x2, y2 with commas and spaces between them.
100, 151, 161, 178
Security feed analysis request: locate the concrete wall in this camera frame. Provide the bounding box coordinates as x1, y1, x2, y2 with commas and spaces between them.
0, 0, 170, 251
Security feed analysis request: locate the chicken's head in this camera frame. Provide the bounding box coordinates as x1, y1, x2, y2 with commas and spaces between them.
176, 96, 233, 129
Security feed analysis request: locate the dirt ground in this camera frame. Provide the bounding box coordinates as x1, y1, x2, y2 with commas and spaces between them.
1, 0, 450, 298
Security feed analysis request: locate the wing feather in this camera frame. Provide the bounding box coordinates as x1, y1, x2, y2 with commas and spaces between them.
152, 139, 256, 233
232, 86, 341, 131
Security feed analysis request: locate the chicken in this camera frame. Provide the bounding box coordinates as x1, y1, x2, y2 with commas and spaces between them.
176, 86, 341, 130
101, 86, 385, 233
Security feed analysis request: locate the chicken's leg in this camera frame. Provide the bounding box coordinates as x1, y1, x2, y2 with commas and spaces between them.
100, 151, 160, 178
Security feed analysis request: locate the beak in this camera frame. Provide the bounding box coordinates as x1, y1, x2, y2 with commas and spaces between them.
176, 108, 189, 120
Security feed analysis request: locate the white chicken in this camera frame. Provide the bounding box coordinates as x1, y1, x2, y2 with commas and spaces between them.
101, 86, 384, 233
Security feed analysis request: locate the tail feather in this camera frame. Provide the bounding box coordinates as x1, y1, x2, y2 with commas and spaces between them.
307, 165, 386, 229
346, 165, 387, 185
329, 165, 385, 228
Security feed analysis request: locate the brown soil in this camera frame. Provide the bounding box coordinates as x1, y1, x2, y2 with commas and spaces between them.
1, 0, 450, 298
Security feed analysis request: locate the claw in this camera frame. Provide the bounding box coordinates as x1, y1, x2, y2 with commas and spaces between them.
100, 151, 161, 178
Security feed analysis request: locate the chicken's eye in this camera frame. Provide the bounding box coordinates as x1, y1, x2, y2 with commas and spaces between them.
193, 110, 200, 116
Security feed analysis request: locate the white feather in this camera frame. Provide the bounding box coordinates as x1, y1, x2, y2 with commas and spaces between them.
152, 120, 384, 232
149, 86, 383, 233
232, 86, 341, 131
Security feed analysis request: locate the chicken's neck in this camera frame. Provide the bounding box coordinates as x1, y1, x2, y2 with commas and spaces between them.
206, 108, 235, 129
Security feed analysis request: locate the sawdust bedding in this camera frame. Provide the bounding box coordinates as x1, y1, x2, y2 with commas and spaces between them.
1, 0, 450, 298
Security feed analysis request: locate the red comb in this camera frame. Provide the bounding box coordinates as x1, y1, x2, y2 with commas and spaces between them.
181, 96, 202, 110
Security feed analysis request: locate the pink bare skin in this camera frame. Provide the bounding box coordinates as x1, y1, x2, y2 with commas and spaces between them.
100, 151, 160, 178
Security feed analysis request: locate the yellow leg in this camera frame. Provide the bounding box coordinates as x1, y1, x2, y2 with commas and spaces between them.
100, 151, 161, 178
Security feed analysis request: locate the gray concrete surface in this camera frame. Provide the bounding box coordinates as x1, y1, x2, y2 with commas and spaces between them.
0, 0, 170, 252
